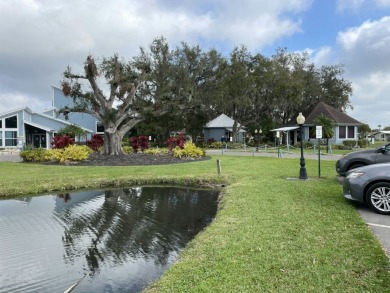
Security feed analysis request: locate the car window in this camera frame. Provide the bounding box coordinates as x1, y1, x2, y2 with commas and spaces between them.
385, 144, 390, 152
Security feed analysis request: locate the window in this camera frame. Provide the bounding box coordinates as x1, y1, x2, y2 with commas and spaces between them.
348, 126, 354, 139
5, 116, 17, 128
0, 120, 2, 128
309, 126, 316, 139
0, 131, 2, 147
96, 122, 104, 133
5, 131, 17, 146
339, 126, 346, 139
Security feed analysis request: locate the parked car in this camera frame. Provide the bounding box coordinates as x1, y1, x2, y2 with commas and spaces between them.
342, 163, 390, 214
336, 142, 390, 176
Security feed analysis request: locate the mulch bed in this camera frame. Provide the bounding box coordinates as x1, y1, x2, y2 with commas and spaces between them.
67, 153, 211, 166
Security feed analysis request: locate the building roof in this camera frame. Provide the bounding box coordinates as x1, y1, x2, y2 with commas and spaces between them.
0, 106, 33, 117
286, 102, 361, 126
205, 114, 242, 128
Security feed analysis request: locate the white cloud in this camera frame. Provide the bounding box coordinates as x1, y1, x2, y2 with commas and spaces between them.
336, 16, 390, 128
375, 0, 390, 7
337, 17, 390, 76
0, 0, 312, 113
336, 0, 365, 13
0, 92, 49, 114
310, 47, 334, 66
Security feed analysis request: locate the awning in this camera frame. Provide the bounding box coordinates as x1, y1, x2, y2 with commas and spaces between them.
271, 126, 299, 132
24, 121, 54, 132
225, 128, 247, 133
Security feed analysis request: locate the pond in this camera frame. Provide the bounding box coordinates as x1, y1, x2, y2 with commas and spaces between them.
0, 186, 220, 293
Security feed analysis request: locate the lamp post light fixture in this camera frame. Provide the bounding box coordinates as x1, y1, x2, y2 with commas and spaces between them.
254, 129, 259, 151
297, 112, 308, 180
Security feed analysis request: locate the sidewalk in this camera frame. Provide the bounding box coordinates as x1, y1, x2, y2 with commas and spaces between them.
206, 149, 341, 161
0, 153, 22, 162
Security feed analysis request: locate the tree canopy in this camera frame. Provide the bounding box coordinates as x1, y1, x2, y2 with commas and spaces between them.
60, 37, 354, 153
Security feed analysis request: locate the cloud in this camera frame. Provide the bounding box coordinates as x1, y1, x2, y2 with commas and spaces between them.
336, 0, 390, 13
0, 0, 313, 114
336, 0, 365, 13
0, 91, 49, 114
337, 17, 390, 76
336, 16, 390, 127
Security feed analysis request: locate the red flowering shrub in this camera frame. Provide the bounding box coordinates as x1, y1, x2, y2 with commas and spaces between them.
87, 134, 104, 152
51, 134, 74, 149
165, 133, 185, 151
130, 136, 149, 153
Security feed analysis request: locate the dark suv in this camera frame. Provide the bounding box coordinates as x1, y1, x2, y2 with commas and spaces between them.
336, 142, 390, 176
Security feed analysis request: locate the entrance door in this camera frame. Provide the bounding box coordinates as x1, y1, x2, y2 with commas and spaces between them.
33, 134, 47, 148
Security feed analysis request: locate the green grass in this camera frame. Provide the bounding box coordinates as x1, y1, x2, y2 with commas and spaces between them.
1, 156, 390, 292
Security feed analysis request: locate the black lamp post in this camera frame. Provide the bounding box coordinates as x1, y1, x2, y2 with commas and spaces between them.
255, 129, 259, 151
297, 112, 308, 180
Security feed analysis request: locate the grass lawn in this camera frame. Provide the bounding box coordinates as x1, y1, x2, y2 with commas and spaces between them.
1, 155, 390, 292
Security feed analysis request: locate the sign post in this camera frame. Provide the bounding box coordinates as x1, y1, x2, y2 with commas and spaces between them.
316, 126, 322, 178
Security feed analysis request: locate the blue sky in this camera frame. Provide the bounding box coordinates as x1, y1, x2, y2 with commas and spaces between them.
1, 0, 390, 129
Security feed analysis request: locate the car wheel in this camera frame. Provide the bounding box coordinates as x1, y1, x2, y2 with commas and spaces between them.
347, 163, 366, 172
366, 183, 390, 215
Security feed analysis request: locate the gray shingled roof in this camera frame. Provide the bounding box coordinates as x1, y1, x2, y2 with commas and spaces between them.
205, 114, 242, 128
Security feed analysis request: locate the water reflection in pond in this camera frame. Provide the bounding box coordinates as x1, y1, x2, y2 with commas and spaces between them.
0, 186, 219, 293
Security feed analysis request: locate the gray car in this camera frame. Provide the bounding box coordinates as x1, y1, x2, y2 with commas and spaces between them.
342, 163, 390, 215
336, 142, 390, 176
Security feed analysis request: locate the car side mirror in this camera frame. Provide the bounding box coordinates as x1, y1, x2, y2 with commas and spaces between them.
380, 148, 388, 154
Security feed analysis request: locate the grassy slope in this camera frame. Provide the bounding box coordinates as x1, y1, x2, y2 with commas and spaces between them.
1, 156, 390, 292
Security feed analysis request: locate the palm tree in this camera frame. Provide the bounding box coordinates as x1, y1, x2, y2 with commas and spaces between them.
314, 114, 334, 153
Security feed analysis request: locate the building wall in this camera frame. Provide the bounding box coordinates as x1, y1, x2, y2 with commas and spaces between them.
52, 87, 98, 132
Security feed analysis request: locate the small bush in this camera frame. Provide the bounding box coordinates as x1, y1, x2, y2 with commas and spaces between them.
20, 145, 93, 163
19, 149, 47, 162
51, 135, 74, 149
209, 142, 224, 149
342, 140, 357, 149
44, 148, 63, 161
123, 146, 133, 154
358, 139, 370, 148
60, 145, 93, 162
165, 133, 185, 151
173, 142, 205, 158
144, 148, 169, 155
303, 141, 313, 149
130, 136, 149, 153
87, 134, 104, 152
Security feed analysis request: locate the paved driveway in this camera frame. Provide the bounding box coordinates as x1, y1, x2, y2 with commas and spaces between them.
0, 153, 22, 162
357, 205, 390, 258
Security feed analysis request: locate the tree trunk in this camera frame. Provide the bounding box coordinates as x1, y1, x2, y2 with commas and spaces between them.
103, 132, 124, 155
326, 138, 329, 154
232, 120, 238, 143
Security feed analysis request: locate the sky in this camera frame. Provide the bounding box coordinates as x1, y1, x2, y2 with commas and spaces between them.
1, 0, 390, 129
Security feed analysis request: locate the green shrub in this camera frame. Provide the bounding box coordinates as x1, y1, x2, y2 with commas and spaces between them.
123, 146, 133, 154
19, 149, 47, 162
20, 145, 93, 163
342, 140, 357, 149
173, 142, 205, 158
43, 148, 63, 161
358, 139, 370, 148
209, 142, 224, 149
60, 145, 93, 162
144, 148, 169, 155
303, 141, 313, 149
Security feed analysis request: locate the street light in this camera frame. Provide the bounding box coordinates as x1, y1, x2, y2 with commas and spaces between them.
297, 112, 308, 180
255, 129, 259, 151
